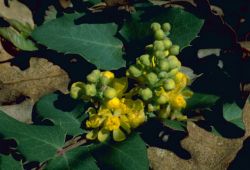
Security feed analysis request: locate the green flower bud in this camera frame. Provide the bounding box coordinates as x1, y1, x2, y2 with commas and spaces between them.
164, 79, 175, 90
140, 54, 151, 66
84, 84, 97, 97
153, 41, 165, 51
154, 51, 165, 59
167, 68, 179, 77
158, 105, 171, 119
168, 57, 181, 69
162, 22, 171, 33
103, 87, 117, 99
163, 39, 172, 49
139, 88, 153, 101
70, 82, 85, 99
159, 59, 169, 71
100, 76, 111, 85
146, 72, 158, 86
154, 29, 165, 40
158, 71, 168, 78
151, 22, 161, 31
169, 45, 180, 55
163, 50, 169, 57
156, 95, 168, 105
148, 104, 160, 112
128, 65, 142, 77
87, 69, 101, 83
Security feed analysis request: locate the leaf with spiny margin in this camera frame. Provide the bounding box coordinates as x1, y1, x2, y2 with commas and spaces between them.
92, 133, 149, 170
35, 93, 87, 136
120, 7, 204, 50
0, 155, 23, 170
223, 102, 244, 130
32, 13, 125, 70
186, 92, 220, 110
46, 146, 99, 170
0, 111, 65, 162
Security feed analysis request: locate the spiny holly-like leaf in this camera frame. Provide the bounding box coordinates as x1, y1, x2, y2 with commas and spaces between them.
223, 102, 244, 130
35, 93, 87, 136
32, 13, 125, 70
0, 27, 37, 51
0, 111, 66, 162
92, 133, 149, 170
186, 92, 220, 110
0, 155, 23, 170
46, 146, 99, 170
120, 7, 204, 50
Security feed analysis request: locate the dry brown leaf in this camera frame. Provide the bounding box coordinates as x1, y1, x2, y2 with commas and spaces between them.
239, 41, 250, 53
0, 41, 13, 62
148, 99, 250, 170
0, 57, 70, 104
0, 99, 33, 123
59, 0, 72, 8
0, 0, 34, 28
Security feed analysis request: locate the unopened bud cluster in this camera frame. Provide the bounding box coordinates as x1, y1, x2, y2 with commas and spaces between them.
70, 22, 192, 142
126, 22, 192, 120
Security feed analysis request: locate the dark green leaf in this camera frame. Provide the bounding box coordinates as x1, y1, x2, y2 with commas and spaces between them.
0, 111, 65, 162
186, 93, 220, 110
35, 93, 86, 136
163, 119, 186, 131
223, 102, 244, 130
46, 146, 99, 170
0, 27, 37, 51
32, 13, 125, 70
120, 7, 204, 50
92, 133, 149, 170
0, 155, 23, 170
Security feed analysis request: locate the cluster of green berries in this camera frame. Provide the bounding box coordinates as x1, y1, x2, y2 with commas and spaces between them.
70, 70, 118, 101
126, 22, 192, 120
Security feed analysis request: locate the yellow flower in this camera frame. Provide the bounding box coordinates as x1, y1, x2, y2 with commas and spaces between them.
123, 99, 146, 128
106, 97, 121, 109
110, 78, 128, 97
86, 115, 102, 128
175, 72, 188, 90
104, 115, 121, 131
170, 94, 186, 109
102, 71, 115, 79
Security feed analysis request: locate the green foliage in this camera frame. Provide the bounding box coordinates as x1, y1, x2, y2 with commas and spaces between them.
92, 133, 149, 170
0, 155, 23, 170
223, 102, 244, 130
120, 7, 204, 50
35, 93, 87, 136
0, 27, 37, 51
32, 13, 125, 70
163, 119, 186, 131
0, 111, 65, 162
46, 146, 99, 170
186, 92, 220, 110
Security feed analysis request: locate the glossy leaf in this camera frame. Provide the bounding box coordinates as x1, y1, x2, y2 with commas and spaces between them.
32, 13, 125, 70
0, 111, 65, 162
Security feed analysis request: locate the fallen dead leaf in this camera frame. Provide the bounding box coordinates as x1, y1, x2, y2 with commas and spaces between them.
0, 99, 33, 124
0, 57, 70, 104
0, 0, 34, 28
59, 0, 72, 9
239, 41, 250, 53
148, 98, 250, 170
0, 40, 13, 62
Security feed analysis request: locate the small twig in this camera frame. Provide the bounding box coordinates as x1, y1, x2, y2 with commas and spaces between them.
57, 137, 87, 156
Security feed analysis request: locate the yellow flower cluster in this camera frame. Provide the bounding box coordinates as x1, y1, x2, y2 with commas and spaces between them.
85, 97, 145, 142
70, 22, 192, 142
